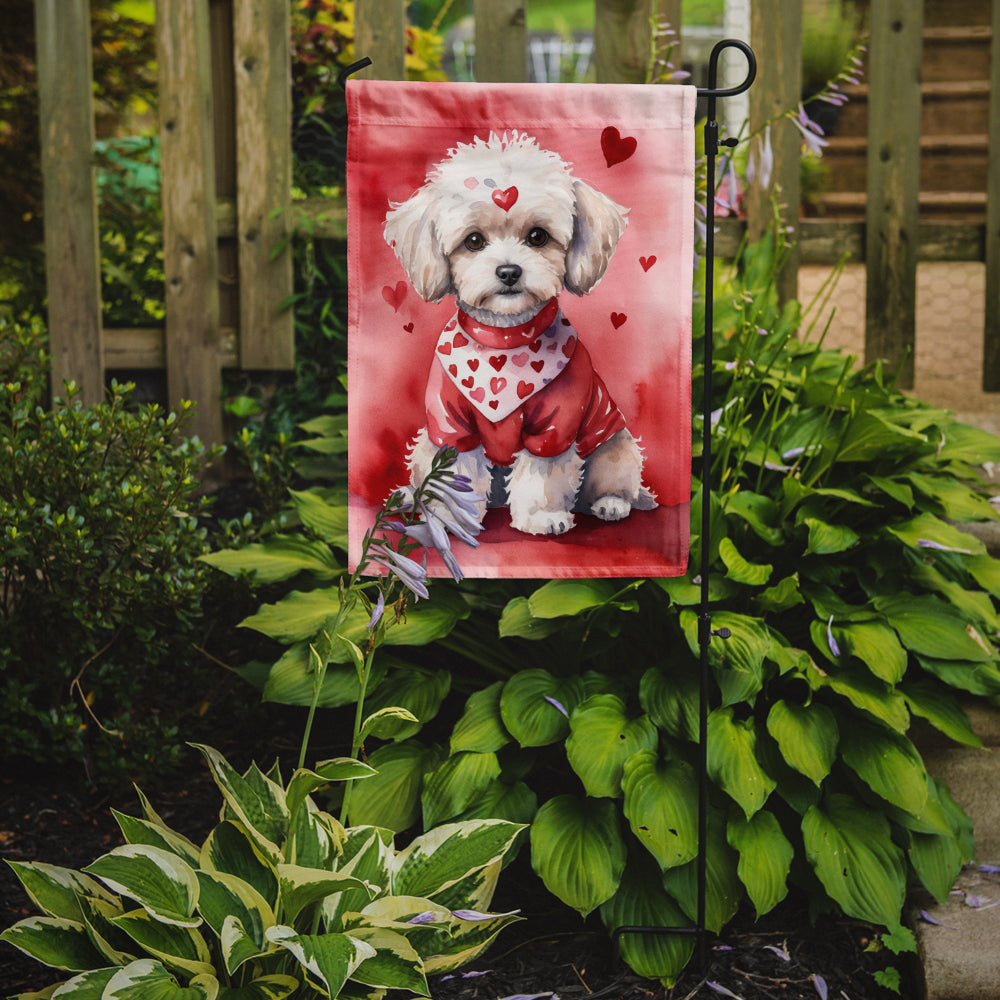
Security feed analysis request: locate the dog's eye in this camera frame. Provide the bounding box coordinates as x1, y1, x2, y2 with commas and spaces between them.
464, 232, 487, 252
525, 227, 549, 248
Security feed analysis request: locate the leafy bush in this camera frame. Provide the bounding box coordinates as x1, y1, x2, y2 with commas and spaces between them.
210, 233, 1000, 985
1, 743, 524, 998
0, 317, 220, 783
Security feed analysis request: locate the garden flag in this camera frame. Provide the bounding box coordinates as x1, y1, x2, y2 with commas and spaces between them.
347, 80, 696, 578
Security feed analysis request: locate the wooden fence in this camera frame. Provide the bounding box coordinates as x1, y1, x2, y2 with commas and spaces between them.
33, 0, 1000, 444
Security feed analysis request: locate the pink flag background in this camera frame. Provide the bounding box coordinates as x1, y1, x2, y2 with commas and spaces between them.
347, 80, 695, 578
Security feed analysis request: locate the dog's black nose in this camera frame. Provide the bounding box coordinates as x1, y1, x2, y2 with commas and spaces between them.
496, 264, 522, 287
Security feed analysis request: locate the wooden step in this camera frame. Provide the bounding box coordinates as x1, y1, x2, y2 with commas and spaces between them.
922, 25, 993, 83
813, 190, 987, 222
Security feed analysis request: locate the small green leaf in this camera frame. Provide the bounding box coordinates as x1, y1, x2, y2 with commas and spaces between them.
200, 535, 341, 584
875, 594, 995, 662
707, 708, 776, 818
421, 751, 502, 828
450, 682, 511, 754
803, 517, 859, 555
901, 680, 982, 748
727, 810, 793, 917
497, 597, 564, 639
639, 664, 699, 743
288, 489, 349, 547
499, 670, 584, 747
527, 579, 618, 618
765, 700, 838, 786
839, 718, 929, 817
718, 537, 772, 585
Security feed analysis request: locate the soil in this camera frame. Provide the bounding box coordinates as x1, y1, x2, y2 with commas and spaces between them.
0, 742, 914, 1000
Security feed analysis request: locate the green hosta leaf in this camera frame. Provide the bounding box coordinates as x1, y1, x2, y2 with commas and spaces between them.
453, 779, 538, 827
765, 701, 838, 786
886, 512, 985, 556
907, 472, 998, 521
680, 610, 770, 706
807, 660, 910, 732
4, 862, 118, 923
277, 865, 374, 925
727, 811, 793, 918
111, 908, 214, 978
874, 594, 995, 662
911, 562, 1000, 633
835, 621, 907, 684
421, 751, 502, 828
866, 474, 914, 509
565, 695, 658, 798
285, 759, 376, 822
802, 793, 906, 926
935, 421, 1000, 464
839, 718, 928, 817
916, 655, 1000, 697
83, 846, 200, 928
0, 916, 107, 971
195, 871, 273, 974
707, 707, 776, 818
621, 751, 699, 871
112, 812, 201, 868
450, 682, 511, 754
661, 810, 741, 933
216, 975, 299, 1000
362, 667, 451, 740
835, 410, 927, 463
967, 553, 1000, 597
347, 740, 442, 832
200, 535, 341, 583
200, 822, 278, 910
909, 804, 967, 906
497, 596, 564, 639
359, 706, 421, 742
499, 670, 584, 747
901, 680, 982, 748
599, 853, 694, 987
755, 573, 804, 614
260, 643, 387, 709
191, 746, 287, 863
655, 573, 737, 606
288, 489, 349, 547
527, 579, 618, 617
393, 820, 524, 901
265, 926, 375, 997
803, 517, 859, 556
103, 959, 218, 1000
346, 926, 428, 994
718, 537, 772, 585
530, 795, 626, 917
724, 490, 784, 545
639, 664, 699, 742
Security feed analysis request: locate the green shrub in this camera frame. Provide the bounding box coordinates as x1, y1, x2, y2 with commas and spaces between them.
0, 317, 220, 783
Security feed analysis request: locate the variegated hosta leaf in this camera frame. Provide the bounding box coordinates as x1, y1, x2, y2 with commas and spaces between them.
195, 871, 274, 974
191, 745, 288, 863
285, 760, 375, 824
77, 894, 136, 966
110, 908, 214, 979
421, 751, 501, 829
802, 793, 906, 926
265, 926, 375, 998
765, 700, 838, 786
838, 718, 929, 817
529, 795, 626, 917
288, 802, 344, 870
112, 810, 202, 868
344, 926, 429, 995
4, 862, 118, 922
499, 669, 585, 747
565, 695, 658, 799
450, 681, 511, 754
0, 916, 107, 972
83, 846, 200, 928
621, 751, 699, 871
46, 966, 118, 997
599, 854, 694, 987
391, 820, 524, 901
727, 810, 793, 917
102, 958, 218, 999
707, 707, 776, 819
420, 860, 501, 917
323, 829, 393, 931
277, 865, 376, 925
421, 906, 522, 975
200, 822, 278, 910
214, 975, 300, 1000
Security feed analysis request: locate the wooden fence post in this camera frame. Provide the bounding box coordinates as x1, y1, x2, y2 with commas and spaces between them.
474, 0, 527, 83
983, 0, 1000, 390
34, 0, 104, 405
746, 0, 801, 305
864, 0, 923, 389
233, 0, 294, 370
594, 0, 652, 84
157, 0, 223, 445
355, 0, 406, 80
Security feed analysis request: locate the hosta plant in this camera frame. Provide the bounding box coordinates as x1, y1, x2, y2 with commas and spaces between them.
1, 744, 523, 999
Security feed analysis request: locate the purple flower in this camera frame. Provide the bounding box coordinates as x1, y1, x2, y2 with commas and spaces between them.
367, 590, 385, 631
369, 543, 429, 600
407, 911, 438, 925
917, 538, 973, 554
826, 616, 841, 658
747, 125, 774, 191
544, 695, 569, 718
791, 104, 828, 156
451, 908, 520, 921
812, 974, 828, 1000
706, 983, 742, 999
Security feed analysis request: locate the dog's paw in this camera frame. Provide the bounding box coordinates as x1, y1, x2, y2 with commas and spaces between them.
514, 510, 576, 535
590, 495, 631, 521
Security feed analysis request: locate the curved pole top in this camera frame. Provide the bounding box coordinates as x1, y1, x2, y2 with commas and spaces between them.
697, 39, 756, 99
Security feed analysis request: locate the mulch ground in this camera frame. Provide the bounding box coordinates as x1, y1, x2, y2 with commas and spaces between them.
1, 741, 914, 1000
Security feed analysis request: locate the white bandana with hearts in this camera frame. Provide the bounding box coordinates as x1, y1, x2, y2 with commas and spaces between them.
435, 302, 578, 422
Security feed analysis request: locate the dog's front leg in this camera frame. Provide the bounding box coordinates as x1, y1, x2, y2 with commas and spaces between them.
507, 445, 584, 535
406, 427, 490, 528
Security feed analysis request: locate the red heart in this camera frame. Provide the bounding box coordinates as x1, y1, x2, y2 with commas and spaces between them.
489, 400, 499, 410
462, 376, 475, 388
471, 387, 486, 403
517, 380, 534, 399
562, 336, 576, 356
382, 281, 407, 312
640, 255, 656, 272
512, 352, 529, 367
601, 126, 637, 167
531, 360, 544, 373
453, 332, 469, 348
529, 340, 543, 353
490, 376, 507, 395
403, 322, 414, 332
448, 364, 458, 376
437, 341, 452, 355
489, 354, 507, 371
611, 312, 627, 329
467, 359, 479, 371
492, 186, 518, 212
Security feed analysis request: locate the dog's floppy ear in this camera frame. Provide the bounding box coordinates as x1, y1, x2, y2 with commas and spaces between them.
564, 179, 628, 296
384, 188, 451, 302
